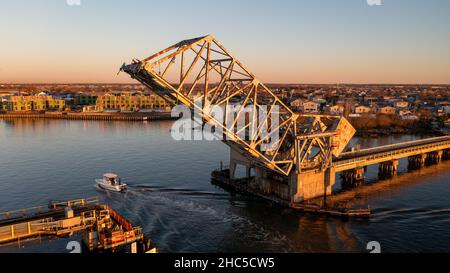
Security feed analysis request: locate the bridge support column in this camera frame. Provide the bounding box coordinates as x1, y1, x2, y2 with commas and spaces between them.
427, 151, 443, 165
444, 150, 450, 161
229, 148, 253, 179
408, 154, 427, 170
341, 167, 364, 189
246, 167, 252, 178
290, 168, 335, 203
325, 167, 336, 196
229, 162, 237, 179
378, 159, 399, 178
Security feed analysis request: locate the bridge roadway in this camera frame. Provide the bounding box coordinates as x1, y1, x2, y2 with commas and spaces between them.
333, 135, 450, 172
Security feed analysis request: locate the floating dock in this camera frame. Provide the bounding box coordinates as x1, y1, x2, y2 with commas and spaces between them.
0, 197, 156, 253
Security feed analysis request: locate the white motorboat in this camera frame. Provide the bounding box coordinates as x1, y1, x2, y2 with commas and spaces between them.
96, 173, 128, 192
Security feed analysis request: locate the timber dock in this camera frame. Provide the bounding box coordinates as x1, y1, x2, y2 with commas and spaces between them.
0, 197, 156, 253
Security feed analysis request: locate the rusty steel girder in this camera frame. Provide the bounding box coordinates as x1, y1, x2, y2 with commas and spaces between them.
121, 35, 354, 176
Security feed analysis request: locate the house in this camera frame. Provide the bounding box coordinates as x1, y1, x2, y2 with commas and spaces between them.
394, 101, 409, 109
444, 106, 450, 114
379, 106, 397, 115
364, 97, 378, 104
329, 105, 344, 115
290, 98, 306, 109
445, 119, 450, 128
399, 110, 418, 120
399, 110, 411, 116
302, 101, 319, 113
354, 105, 371, 114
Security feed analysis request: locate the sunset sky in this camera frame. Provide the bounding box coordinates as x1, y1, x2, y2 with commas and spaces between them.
0, 0, 449, 84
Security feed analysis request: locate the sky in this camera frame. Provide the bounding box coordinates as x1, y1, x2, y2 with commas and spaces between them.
0, 0, 449, 84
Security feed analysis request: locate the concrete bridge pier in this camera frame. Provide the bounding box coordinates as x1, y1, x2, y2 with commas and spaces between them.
427, 151, 444, 165
378, 159, 399, 178
229, 163, 253, 179
341, 167, 365, 189
290, 167, 335, 203
229, 148, 253, 179
408, 154, 427, 170
229, 147, 338, 204
444, 149, 450, 161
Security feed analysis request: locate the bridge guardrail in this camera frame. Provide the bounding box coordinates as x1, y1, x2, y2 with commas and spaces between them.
334, 139, 450, 168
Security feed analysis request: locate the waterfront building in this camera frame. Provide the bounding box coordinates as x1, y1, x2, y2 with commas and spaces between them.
3, 94, 65, 111
76, 93, 98, 105
82, 105, 98, 113
94, 92, 170, 112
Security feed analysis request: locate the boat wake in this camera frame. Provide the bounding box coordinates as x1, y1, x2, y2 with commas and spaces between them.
99, 182, 295, 252
131, 184, 230, 197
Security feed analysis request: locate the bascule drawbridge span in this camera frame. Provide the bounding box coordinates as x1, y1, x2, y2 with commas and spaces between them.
121, 35, 450, 206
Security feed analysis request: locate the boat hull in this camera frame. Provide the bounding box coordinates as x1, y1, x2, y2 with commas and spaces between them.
96, 179, 127, 192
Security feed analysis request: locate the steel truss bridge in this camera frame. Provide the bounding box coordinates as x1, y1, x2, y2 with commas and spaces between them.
121, 35, 450, 203
121, 35, 355, 176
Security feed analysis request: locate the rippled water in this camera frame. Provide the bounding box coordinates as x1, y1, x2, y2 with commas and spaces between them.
0, 119, 449, 253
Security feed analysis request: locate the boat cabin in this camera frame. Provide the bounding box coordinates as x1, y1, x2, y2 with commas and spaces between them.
103, 173, 122, 185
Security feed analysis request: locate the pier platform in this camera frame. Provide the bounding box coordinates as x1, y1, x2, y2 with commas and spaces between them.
0, 197, 156, 253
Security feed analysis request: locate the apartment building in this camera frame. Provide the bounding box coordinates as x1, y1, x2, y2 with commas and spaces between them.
3, 94, 65, 111
94, 92, 169, 112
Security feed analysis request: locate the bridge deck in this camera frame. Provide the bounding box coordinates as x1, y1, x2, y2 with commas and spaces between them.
334, 136, 450, 172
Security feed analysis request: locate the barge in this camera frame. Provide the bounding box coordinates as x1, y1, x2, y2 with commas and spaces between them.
0, 197, 157, 253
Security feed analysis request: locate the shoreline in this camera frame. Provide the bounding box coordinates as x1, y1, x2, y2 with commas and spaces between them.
355, 128, 445, 137
0, 111, 177, 121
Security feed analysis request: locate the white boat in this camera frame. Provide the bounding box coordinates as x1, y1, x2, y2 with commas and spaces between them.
96, 173, 128, 192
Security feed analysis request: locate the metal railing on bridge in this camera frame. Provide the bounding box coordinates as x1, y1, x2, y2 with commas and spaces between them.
334, 136, 450, 168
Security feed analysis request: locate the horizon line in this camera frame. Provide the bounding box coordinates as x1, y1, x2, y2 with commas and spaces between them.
2, 82, 450, 86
